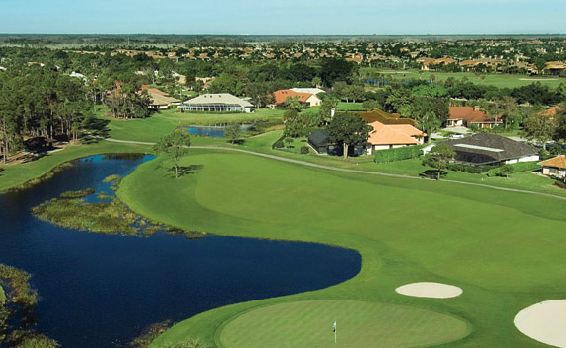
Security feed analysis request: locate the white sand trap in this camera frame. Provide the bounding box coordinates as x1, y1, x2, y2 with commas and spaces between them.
519, 78, 558, 81
515, 300, 566, 347
395, 282, 463, 299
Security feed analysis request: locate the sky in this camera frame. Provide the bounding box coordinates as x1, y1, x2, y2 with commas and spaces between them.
0, 0, 565, 35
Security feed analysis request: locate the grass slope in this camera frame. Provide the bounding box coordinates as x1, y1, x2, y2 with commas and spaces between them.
117, 150, 566, 347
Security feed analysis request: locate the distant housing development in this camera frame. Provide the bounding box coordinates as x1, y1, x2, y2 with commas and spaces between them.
179, 94, 255, 113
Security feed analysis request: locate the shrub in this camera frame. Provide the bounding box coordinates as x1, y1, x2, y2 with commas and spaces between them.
374, 145, 425, 163
272, 139, 285, 149
300, 146, 310, 154
447, 163, 494, 174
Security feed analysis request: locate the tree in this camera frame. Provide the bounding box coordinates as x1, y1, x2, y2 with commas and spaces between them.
225, 123, 241, 144
319, 97, 339, 125
422, 143, 455, 180
523, 113, 556, 150
320, 58, 355, 87
327, 113, 371, 159
154, 129, 191, 178
554, 104, 566, 143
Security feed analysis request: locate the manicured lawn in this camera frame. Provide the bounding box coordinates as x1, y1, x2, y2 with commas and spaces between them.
363, 68, 564, 89
218, 300, 470, 348
243, 131, 565, 198
117, 150, 566, 347
337, 102, 365, 111
105, 108, 284, 143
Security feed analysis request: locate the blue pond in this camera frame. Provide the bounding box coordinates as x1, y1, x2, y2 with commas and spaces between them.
0, 154, 361, 347
187, 124, 252, 138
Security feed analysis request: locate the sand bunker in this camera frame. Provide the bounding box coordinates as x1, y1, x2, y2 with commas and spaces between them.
515, 300, 566, 348
395, 282, 463, 299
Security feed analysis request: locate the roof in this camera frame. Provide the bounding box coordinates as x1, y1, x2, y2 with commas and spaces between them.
354, 109, 416, 125
141, 85, 181, 106
545, 61, 566, 70
308, 129, 331, 147
539, 106, 560, 118
449, 107, 499, 124
540, 155, 566, 170
367, 121, 426, 146
183, 94, 253, 108
290, 88, 325, 95
445, 133, 538, 164
273, 90, 313, 105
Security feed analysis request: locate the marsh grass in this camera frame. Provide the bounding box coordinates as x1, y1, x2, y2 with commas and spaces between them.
32, 188, 202, 238
130, 320, 173, 348
0, 265, 58, 347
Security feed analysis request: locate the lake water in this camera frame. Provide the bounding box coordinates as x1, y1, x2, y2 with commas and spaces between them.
187, 124, 253, 138
0, 154, 361, 347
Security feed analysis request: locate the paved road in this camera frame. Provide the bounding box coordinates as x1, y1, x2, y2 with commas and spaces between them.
106, 138, 566, 202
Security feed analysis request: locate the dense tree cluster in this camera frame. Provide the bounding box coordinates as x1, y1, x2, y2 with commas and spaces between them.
0, 65, 93, 162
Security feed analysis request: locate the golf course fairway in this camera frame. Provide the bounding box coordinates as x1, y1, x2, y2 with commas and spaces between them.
117, 150, 566, 347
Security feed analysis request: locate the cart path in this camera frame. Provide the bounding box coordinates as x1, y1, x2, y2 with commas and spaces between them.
106, 138, 566, 201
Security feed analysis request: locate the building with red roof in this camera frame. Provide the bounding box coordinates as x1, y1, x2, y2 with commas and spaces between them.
447, 106, 502, 129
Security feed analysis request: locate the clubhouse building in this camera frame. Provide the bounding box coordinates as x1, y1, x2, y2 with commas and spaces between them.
180, 94, 255, 113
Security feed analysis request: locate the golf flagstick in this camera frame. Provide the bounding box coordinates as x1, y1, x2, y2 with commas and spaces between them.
333, 320, 337, 344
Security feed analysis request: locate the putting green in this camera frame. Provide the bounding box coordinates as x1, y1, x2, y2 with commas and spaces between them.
217, 300, 471, 348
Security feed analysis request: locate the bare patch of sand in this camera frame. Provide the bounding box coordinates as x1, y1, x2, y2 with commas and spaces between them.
519, 78, 558, 81
395, 282, 463, 299
515, 300, 566, 348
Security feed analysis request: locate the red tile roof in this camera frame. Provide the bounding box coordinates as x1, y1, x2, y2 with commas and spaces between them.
540, 155, 566, 170
449, 107, 498, 124
273, 89, 312, 105
367, 121, 426, 146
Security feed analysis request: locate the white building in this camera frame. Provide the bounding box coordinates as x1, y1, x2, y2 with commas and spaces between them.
180, 94, 255, 113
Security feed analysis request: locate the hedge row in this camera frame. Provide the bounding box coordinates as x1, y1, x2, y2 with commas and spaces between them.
373, 145, 425, 163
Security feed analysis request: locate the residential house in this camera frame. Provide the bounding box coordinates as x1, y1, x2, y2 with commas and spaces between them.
447, 106, 502, 129
308, 129, 334, 155
141, 86, 181, 110
444, 133, 539, 166
366, 121, 426, 154
544, 61, 566, 76
179, 94, 255, 113
539, 106, 561, 119
417, 57, 456, 71
350, 109, 426, 154
272, 89, 322, 108
539, 155, 566, 180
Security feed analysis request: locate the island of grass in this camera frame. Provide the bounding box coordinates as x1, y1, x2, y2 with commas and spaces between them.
32, 182, 194, 237
116, 150, 566, 347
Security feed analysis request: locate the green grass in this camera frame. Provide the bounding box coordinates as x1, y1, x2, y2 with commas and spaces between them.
105, 108, 285, 143
337, 102, 365, 111
0, 285, 5, 305
363, 68, 564, 89
117, 150, 566, 347
218, 300, 470, 348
